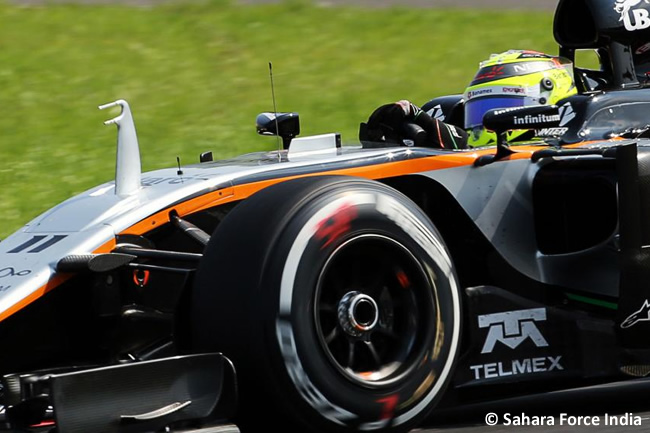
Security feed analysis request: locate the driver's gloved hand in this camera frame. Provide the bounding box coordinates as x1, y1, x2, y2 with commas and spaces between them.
360, 100, 468, 149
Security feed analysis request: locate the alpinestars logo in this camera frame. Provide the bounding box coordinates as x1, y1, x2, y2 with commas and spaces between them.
621, 299, 650, 328
478, 308, 549, 354
614, 0, 650, 31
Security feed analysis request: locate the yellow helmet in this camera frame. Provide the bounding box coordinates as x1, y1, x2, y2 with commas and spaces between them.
464, 50, 577, 147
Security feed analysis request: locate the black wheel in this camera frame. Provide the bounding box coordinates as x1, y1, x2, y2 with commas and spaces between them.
191, 176, 461, 433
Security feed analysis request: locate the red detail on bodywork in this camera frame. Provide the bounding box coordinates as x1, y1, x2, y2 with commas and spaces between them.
377, 394, 400, 420
315, 203, 358, 249
133, 269, 150, 287
29, 421, 56, 428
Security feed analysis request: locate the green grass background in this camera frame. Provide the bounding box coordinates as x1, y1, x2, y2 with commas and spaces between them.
0, 0, 557, 238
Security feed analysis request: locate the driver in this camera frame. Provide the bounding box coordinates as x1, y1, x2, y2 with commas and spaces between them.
463, 50, 577, 147
360, 50, 577, 149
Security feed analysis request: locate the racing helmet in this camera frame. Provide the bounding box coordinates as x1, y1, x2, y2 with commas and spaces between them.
464, 50, 577, 147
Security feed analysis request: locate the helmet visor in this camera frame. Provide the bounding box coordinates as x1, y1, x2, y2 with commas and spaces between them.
464, 97, 527, 129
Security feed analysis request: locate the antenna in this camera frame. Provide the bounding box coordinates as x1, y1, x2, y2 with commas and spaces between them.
176, 156, 184, 176
269, 62, 282, 154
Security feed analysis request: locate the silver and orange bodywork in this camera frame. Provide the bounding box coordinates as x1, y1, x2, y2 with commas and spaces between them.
0, 135, 619, 324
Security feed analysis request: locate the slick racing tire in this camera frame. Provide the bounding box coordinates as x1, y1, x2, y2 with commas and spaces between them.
191, 176, 462, 433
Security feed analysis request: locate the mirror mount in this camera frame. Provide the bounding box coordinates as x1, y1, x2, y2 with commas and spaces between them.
475, 132, 515, 166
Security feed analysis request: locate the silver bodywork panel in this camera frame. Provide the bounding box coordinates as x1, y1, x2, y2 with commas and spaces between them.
424, 154, 618, 296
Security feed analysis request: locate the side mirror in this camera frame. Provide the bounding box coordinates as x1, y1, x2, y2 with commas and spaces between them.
475, 105, 561, 166
483, 104, 561, 135
256, 112, 300, 149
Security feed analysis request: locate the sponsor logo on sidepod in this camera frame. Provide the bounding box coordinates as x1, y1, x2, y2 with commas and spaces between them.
621, 299, 650, 328
478, 308, 549, 353
469, 308, 564, 380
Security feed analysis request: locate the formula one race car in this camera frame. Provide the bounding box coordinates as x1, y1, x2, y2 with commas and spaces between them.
4, 0, 650, 432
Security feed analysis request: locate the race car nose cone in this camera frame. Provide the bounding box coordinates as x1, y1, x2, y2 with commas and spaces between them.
337, 291, 379, 337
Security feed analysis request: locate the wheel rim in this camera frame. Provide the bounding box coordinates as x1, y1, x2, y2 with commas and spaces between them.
314, 234, 436, 388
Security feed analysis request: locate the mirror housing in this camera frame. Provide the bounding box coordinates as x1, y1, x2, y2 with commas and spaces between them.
256, 112, 300, 149
483, 105, 561, 136
476, 105, 561, 166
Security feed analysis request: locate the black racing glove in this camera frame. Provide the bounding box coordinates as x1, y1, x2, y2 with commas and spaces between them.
360, 100, 468, 149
